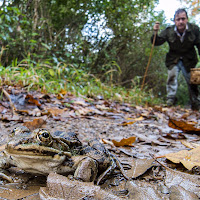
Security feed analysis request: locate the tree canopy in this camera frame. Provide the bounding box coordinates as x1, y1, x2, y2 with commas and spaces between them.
0, 0, 195, 99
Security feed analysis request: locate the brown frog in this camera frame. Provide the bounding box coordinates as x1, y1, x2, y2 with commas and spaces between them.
0, 126, 129, 184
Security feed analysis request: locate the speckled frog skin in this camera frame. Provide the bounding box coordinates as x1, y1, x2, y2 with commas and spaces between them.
0, 126, 129, 184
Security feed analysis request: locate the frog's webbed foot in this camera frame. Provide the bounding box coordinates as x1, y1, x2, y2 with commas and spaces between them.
0, 170, 14, 182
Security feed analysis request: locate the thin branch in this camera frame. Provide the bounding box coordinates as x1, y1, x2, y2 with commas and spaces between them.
2, 88, 17, 116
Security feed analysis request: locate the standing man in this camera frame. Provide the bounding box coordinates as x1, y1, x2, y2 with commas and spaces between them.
152, 8, 200, 110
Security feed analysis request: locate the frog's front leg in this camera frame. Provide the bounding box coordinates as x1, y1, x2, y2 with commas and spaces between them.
0, 151, 13, 182
74, 157, 98, 182
97, 154, 129, 185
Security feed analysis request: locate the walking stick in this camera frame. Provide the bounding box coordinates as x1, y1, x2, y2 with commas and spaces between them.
141, 22, 159, 90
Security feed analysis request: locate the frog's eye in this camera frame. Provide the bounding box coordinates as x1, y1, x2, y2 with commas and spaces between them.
36, 129, 52, 146
41, 131, 50, 138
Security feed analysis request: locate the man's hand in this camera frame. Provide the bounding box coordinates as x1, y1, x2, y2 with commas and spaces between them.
153, 21, 160, 32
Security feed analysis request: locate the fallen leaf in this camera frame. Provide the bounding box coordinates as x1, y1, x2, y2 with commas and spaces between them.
120, 116, 144, 126
112, 136, 136, 147
73, 99, 88, 106
102, 139, 115, 147
181, 141, 200, 149
0, 114, 23, 122
56, 93, 65, 100
133, 131, 170, 146
165, 168, 200, 196
25, 94, 41, 107
17, 108, 42, 117
75, 107, 94, 116
23, 118, 46, 131
169, 185, 199, 200
129, 158, 156, 178
168, 118, 200, 133
57, 89, 67, 99
47, 108, 66, 116
162, 132, 186, 140
164, 146, 200, 170
0, 185, 40, 199
96, 104, 110, 110
126, 181, 162, 199
40, 173, 123, 200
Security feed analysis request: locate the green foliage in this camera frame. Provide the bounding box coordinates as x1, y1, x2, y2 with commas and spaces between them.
0, 0, 171, 104
0, 58, 162, 105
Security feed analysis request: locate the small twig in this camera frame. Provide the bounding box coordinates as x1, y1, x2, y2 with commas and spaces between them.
2, 88, 17, 116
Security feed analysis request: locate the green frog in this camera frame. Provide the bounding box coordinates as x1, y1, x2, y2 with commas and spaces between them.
0, 126, 129, 184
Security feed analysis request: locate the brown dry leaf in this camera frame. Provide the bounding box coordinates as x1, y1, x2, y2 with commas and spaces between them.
0, 114, 23, 122
120, 116, 144, 126
57, 93, 65, 100
132, 130, 170, 146
126, 181, 163, 199
169, 185, 199, 200
129, 158, 155, 178
73, 99, 88, 106
102, 139, 115, 147
96, 104, 109, 110
141, 112, 152, 118
47, 108, 66, 116
165, 168, 200, 196
23, 118, 46, 131
40, 173, 122, 200
135, 105, 144, 111
57, 89, 67, 99
25, 94, 41, 107
27, 108, 42, 116
164, 146, 200, 170
17, 108, 42, 117
75, 107, 94, 116
0, 185, 40, 200
112, 136, 136, 147
168, 118, 200, 133
181, 140, 200, 149
162, 132, 186, 140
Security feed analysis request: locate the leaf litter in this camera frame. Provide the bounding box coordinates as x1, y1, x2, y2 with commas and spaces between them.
0, 86, 200, 199
162, 146, 200, 170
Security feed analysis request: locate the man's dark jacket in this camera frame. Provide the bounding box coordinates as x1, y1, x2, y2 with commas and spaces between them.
151, 22, 200, 72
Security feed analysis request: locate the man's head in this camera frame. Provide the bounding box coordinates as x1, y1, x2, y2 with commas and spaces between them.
174, 8, 188, 33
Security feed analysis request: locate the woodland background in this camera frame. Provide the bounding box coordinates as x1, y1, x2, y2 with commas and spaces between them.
0, 0, 199, 105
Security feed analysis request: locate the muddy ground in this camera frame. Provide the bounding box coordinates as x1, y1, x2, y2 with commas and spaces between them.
0, 88, 199, 199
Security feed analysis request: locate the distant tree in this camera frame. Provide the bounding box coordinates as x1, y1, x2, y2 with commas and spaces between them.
179, 0, 200, 16
0, 0, 168, 96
